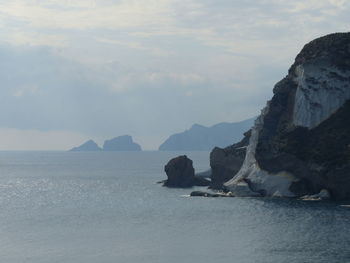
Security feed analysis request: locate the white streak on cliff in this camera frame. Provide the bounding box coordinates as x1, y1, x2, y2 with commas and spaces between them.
293, 64, 350, 128
225, 58, 350, 198
224, 104, 296, 197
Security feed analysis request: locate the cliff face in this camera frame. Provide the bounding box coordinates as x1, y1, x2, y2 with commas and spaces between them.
210, 130, 251, 189
224, 33, 350, 200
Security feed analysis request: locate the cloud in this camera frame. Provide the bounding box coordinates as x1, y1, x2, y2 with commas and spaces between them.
288, 0, 347, 13
13, 85, 39, 97
0, 0, 174, 30
6, 31, 67, 48
0, 44, 267, 149
0, 0, 349, 149
1, 0, 348, 59
95, 37, 174, 57
0, 128, 91, 150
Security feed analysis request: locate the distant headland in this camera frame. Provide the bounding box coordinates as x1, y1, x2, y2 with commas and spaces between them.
159, 118, 255, 151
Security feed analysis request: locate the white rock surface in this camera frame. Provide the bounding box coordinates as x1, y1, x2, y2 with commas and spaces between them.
225, 54, 350, 198
293, 63, 350, 129
224, 104, 296, 197
224, 44, 350, 197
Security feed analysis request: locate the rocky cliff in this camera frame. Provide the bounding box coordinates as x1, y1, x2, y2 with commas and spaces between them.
224, 32, 350, 200
210, 130, 251, 189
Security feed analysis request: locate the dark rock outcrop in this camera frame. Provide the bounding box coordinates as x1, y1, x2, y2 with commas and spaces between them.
163, 155, 210, 187
258, 100, 350, 199
225, 32, 350, 200
209, 130, 251, 189
190, 191, 233, 197
103, 135, 142, 151
159, 118, 255, 151
70, 140, 101, 151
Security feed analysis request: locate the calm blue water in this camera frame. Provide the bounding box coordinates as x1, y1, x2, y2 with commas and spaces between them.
0, 151, 349, 263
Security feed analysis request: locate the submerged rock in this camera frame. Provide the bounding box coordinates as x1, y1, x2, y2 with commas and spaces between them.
225, 32, 350, 200
163, 155, 210, 188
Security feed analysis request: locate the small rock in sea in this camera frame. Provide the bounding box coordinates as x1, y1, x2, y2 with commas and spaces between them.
163, 155, 210, 188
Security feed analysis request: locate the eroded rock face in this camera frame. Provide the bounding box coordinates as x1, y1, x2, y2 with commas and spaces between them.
225, 32, 350, 200
210, 130, 251, 189
164, 155, 210, 187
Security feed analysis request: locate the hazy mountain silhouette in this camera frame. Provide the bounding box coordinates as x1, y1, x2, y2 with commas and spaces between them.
159, 117, 255, 151
103, 135, 142, 151
70, 135, 142, 151
70, 140, 102, 151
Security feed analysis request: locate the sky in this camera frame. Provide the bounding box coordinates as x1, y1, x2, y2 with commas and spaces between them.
0, 0, 349, 150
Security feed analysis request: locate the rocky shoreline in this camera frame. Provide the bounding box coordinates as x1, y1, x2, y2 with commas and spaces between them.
161, 32, 350, 201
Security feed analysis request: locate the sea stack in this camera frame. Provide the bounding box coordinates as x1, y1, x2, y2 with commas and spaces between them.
163, 155, 210, 187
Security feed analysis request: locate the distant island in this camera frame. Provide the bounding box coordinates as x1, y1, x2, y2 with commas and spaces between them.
103, 135, 142, 151
70, 140, 102, 151
158, 117, 255, 151
70, 135, 142, 151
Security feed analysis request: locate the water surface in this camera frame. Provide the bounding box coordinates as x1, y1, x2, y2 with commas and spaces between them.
0, 151, 349, 263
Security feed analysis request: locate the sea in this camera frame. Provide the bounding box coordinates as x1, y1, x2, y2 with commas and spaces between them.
0, 151, 349, 263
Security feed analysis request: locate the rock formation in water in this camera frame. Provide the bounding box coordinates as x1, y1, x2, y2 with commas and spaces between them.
163, 155, 210, 187
103, 135, 142, 151
70, 140, 102, 151
209, 130, 251, 189
223, 32, 350, 200
159, 118, 255, 151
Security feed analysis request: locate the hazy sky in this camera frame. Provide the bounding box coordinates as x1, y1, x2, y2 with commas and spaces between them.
0, 0, 349, 150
